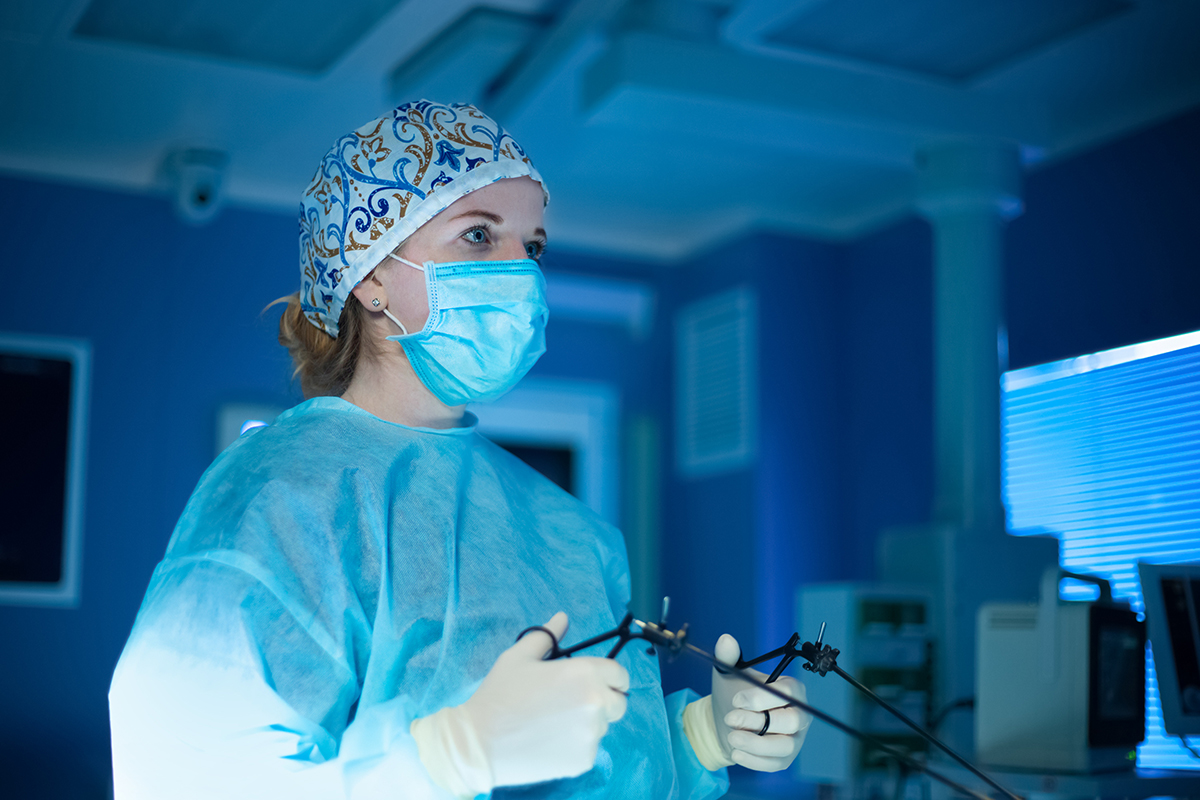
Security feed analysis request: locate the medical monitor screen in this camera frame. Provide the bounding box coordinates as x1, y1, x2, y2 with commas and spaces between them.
1161, 576, 1200, 714
1139, 562, 1200, 735
1096, 626, 1146, 721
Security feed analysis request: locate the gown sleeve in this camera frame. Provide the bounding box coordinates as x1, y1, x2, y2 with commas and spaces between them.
664, 689, 730, 800
111, 415, 728, 800
108, 552, 455, 800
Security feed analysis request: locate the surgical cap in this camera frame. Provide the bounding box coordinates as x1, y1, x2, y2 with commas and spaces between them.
298, 100, 547, 336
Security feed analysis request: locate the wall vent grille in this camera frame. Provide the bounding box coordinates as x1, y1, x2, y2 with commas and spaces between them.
675, 286, 757, 477
983, 609, 1037, 630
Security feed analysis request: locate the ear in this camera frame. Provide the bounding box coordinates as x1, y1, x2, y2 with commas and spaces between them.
350, 270, 388, 311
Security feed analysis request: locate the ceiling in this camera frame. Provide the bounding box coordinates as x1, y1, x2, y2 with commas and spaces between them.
1, 0, 1198, 260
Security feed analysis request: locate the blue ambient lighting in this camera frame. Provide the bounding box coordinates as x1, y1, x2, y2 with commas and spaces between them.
1003, 330, 1200, 769
1059, 577, 1101, 602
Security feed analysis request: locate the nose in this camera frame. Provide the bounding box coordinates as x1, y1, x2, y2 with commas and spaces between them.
497, 239, 530, 262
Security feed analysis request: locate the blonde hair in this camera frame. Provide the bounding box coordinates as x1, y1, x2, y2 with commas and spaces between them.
271, 292, 375, 398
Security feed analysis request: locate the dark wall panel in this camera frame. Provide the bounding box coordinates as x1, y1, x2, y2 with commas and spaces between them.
1006, 108, 1200, 369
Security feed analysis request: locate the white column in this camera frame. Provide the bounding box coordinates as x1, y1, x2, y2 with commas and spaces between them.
916, 142, 1023, 532
881, 146, 1058, 753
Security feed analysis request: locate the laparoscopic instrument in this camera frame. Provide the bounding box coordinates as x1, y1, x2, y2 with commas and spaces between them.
517, 599, 1022, 800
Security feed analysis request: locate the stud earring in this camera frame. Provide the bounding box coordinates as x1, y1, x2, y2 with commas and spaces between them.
371, 298, 380, 307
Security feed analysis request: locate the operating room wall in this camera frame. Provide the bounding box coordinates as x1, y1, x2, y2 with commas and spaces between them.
838, 218, 935, 584
650, 222, 937, 702
529, 248, 669, 416
1005, 106, 1200, 370
654, 233, 846, 698
834, 105, 1200, 598
0, 178, 302, 798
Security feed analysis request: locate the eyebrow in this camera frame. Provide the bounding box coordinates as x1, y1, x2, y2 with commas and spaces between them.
449, 210, 547, 239
450, 210, 503, 225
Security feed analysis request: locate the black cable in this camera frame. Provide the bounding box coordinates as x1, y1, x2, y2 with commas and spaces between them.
826, 665, 1016, 800
531, 614, 1022, 800
760, 635, 1016, 800
1180, 735, 1200, 760
667, 636, 1011, 800
929, 697, 974, 735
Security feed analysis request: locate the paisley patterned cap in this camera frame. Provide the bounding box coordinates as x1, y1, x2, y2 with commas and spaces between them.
298, 100, 547, 336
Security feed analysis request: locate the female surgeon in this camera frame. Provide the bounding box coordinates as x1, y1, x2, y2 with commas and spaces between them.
109, 100, 810, 799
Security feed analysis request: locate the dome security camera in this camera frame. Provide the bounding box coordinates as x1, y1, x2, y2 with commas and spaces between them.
166, 149, 229, 225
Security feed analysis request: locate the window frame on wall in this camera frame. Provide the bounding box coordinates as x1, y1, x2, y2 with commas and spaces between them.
0, 333, 91, 608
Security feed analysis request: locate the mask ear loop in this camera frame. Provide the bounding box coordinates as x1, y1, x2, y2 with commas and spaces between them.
386, 253, 428, 271
380, 308, 408, 336
378, 252, 429, 336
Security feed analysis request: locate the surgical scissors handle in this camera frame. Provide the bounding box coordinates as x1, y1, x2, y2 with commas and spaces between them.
734, 631, 803, 683
517, 611, 675, 660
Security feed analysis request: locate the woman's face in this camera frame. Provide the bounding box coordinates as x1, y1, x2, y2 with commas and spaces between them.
365, 176, 547, 333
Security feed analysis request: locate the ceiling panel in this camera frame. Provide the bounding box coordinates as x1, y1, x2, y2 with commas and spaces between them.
389, 7, 548, 107
0, 0, 1197, 260
765, 0, 1132, 82
0, 0, 74, 43
73, 0, 403, 73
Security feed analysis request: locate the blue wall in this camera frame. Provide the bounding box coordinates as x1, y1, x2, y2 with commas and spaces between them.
2, 103, 1199, 798
531, 248, 669, 418
1006, 108, 1200, 370
654, 233, 845, 700
839, 218, 935, 582
0, 180, 300, 797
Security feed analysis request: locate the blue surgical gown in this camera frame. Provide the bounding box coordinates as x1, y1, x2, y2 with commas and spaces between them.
109, 396, 729, 800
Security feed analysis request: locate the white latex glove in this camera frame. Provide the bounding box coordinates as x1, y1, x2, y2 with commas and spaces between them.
411, 612, 629, 797
711, 633, 811, 772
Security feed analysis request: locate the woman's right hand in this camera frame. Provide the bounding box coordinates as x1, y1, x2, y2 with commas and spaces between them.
411, 612, 629, 796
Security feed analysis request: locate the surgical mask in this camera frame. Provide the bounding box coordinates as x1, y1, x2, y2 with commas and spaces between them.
381, 253, 549, 406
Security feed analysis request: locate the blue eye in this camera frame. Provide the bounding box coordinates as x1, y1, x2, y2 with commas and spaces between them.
463, 227, 489, 245
526, 241, 546, 262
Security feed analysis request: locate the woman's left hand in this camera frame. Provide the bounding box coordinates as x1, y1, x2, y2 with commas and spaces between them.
713, 634, 812, 772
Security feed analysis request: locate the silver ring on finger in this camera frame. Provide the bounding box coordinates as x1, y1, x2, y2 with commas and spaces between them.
757, 709, 770, 736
